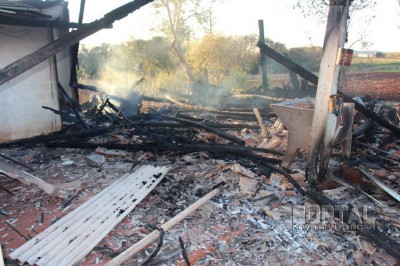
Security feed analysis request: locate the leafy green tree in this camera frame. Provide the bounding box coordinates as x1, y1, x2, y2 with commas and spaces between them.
288, 46, 323, 73
153, 0, 221, 82
186, 34, 258, 84
78, 44, 111, 78
121, 37, 176, 77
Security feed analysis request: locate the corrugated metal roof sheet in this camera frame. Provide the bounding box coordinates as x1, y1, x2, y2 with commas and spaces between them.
11, 165, 170, 266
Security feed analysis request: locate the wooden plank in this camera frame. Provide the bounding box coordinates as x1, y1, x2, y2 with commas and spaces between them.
0, 160, 55, 194
105, 184, 224, 266
0, 0, 153, 85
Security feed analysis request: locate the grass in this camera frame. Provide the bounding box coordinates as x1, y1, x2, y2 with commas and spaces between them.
349, 57, 400, 73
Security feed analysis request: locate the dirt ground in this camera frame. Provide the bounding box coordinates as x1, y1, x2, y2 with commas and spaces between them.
268, 72, 400, 102
343, 72, 400, 101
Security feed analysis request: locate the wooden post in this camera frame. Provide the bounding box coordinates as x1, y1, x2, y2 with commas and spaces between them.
306, 0, 350, 184
70, 0, 87, 101
258, 20, 268, 92
284, 53, 300, 90
0, 0, 153, 86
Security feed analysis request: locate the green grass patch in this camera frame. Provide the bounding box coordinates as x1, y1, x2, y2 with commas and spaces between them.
350, 57, 400, 73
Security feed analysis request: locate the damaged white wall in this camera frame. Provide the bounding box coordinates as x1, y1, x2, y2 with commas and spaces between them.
0, 3, 71, 142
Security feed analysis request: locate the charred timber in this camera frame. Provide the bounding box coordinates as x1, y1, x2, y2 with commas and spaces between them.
58, 83, 90, 129
165, 94, 274, 117
0, 121, 266, 148
0, 16, 86, 29
0, 0, 154, 85
257, 41, 319, 85
339, 93, 400, 138
163, 115, 245, 146
46, 141, 284, 158
47, 141, 306, 194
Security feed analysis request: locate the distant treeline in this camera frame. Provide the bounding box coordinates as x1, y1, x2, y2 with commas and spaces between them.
78, 35, 322, 86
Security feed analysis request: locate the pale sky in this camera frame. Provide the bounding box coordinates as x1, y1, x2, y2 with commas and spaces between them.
67, 0, 400, 52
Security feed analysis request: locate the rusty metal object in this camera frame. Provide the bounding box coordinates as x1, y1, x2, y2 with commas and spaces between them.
329, 0, 346, 5
337, 48, 353, 66
328, 94, 343, 116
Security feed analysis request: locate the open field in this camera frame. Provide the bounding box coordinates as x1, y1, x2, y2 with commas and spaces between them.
349, 57, 400, 73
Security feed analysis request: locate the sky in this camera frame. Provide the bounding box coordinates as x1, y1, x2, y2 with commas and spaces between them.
67, 0, 400, 52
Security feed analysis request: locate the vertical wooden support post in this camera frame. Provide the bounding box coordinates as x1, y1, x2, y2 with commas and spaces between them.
306, 0, 350, 184
258, 20, 268, 92
70, 0, 87, 101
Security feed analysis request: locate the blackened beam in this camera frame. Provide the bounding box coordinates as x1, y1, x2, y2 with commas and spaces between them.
163, 115, 246, 146
0, 16, 86, 29
0, 0, 153, 85
0, 122, 275, 149
257, 41, 319, 85
48, 140, 304, 195
257, 41, 400, 138
46, 141, 283, 164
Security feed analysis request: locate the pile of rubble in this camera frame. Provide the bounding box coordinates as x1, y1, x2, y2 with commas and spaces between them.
0, 94, 399, 265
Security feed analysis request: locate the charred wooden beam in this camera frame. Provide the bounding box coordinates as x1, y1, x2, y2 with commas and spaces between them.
0, 0, 153, 85
46, 141, 284, 160
0, 153, 34, 171
257, 41, 319, 85
58, 82, 90, 129
69, 0, 87, 101
258, 20, 268, 91
141, 95, 173, 103
0, 121, 267, 149
163, 115, 246, 146
165, 94, 275, 117
46, 141, 307, 194
0, 16, 85, 29
339, 93, 400, 138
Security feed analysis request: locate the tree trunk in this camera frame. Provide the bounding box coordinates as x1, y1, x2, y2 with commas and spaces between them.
171, 42, 195, 82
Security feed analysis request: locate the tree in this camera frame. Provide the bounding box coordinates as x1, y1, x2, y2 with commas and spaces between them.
186, 34, 258, 85
122, 37, 176, 77
288, 46, 323, 73
294, 0, 377, 48
153, 0, 221, 82
78, 44, 111, 79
